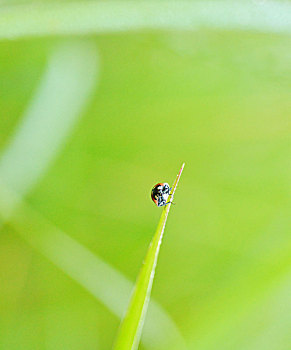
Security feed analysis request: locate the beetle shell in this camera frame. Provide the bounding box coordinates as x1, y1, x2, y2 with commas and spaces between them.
151, 183, 171, 207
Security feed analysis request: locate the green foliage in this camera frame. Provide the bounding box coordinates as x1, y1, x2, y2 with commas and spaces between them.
0, 2, 291, 350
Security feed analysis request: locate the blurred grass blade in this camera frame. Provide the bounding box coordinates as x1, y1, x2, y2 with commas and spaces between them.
0, 1, 291, 39
113, 163, 185, 350
0, 41, 98, 196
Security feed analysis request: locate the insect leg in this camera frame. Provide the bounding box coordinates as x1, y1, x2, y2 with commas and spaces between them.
164, 201, 175, 206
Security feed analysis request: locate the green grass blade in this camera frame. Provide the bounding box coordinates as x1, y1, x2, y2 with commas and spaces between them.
113, 163, 185, 350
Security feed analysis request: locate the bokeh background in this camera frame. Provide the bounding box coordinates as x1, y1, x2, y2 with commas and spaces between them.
0, 1, 291, 350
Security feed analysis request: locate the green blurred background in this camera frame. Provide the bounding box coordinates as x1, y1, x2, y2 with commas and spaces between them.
0, 1, 291, 350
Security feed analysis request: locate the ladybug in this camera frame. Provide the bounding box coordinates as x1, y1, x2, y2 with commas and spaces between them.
151, 183, 172, 207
